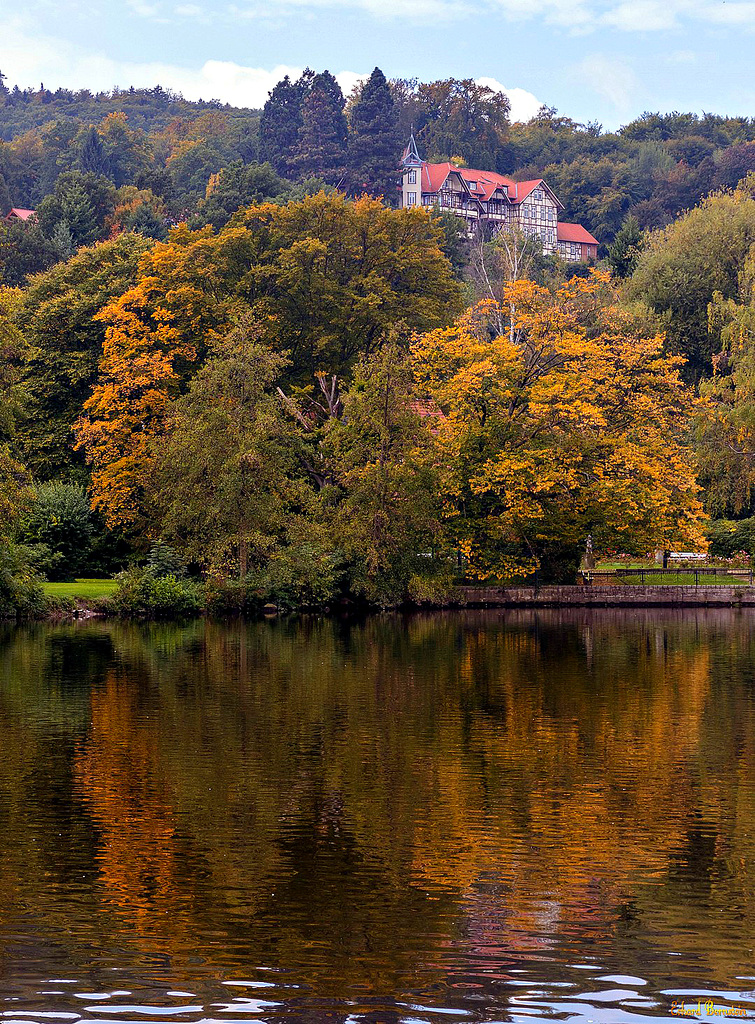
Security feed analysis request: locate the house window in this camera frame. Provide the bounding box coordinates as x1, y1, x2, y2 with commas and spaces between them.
407, 169, 417, 184
406, 192, 417, 206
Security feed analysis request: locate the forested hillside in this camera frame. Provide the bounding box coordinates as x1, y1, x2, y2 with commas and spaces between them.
3, 65, 755, 615
2, 66, 755, 291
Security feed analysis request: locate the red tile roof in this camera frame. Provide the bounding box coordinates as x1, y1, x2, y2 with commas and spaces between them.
419, 163, 561, 207
557, 222, 599, 246
6, 207, 36, 221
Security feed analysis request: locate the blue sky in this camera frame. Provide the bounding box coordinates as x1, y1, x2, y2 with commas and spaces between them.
1, 0, 754, 129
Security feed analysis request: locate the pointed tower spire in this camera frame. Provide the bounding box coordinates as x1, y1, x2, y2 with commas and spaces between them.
401, 133, 422, 168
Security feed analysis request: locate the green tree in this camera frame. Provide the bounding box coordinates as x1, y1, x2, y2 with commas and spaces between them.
0, 170, 11, 215
413, 78, 510, 168
326, 343, 447, 605
347, 67, 401, 199
232, 190, 463, 378
0, 290, 40, 615
192, 161, 291, 230
258, 72, 312, 177
694, 253, 755, 516
50, 220, 75, 260
628, 178, 755, 377
79, 125, 109, 176
14, 232, 153, 479
151, 321, 311, 582
0, 219, 58, 286
293, 71, 348, 185
18, 481, 94, 580
37, 171, 116, 247
607, 214, 644, 278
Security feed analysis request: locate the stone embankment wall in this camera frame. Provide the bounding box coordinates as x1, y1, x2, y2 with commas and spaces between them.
454, 586, 755, 608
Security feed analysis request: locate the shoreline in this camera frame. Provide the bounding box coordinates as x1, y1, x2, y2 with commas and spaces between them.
14, 583, 755, 623
451, 585, 755, 608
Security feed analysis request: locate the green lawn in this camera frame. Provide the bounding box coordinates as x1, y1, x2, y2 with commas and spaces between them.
595, 560, 655, 571
43, 578, 118, 600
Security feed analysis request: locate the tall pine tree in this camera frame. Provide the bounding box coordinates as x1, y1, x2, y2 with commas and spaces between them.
608, 215, 644, 278
347, 67, 401, 199
259, 70, 314, 177
292, 71, 347, 186
79, 126, 109, 177
0, 171, 12, 216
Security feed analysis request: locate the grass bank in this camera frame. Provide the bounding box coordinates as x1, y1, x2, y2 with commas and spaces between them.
42, 578, 118, 600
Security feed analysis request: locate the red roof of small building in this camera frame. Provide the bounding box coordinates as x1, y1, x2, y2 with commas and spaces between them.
6, 208, 36, 221
419, 162, 561, 208
557, 222, 599, 246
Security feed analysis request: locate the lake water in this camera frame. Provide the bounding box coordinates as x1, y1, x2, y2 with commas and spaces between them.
1, 610, 754, 1023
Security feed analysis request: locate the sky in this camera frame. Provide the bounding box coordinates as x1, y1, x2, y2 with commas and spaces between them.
1, 0, 754, 130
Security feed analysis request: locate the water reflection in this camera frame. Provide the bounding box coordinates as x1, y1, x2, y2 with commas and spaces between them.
0, 610, 754, 1021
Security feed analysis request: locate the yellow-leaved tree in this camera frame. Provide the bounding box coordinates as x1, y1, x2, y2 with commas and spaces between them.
412, 272, 706, 582
74, 283, 199, 531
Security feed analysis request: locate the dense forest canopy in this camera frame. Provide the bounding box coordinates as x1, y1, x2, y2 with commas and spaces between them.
3, 65, 755, 613
2, 66, 755, 288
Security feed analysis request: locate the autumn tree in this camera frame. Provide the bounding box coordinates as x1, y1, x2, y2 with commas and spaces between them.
74, 277, 199, 531
106, 186, 168, 240
76, 193, 461, 530
413, 274, 705, 582
14, 232, 152, 479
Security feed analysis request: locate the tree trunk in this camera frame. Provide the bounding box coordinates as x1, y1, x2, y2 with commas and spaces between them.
239, 533, 248, 579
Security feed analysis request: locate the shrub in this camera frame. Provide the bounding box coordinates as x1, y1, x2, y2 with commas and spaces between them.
109, 569, 202, 618
204, 545, 343, 616
706, 518, 755, 557
18, 482, 93, 581
145, 540, 187, 579
0, 543, 45, 618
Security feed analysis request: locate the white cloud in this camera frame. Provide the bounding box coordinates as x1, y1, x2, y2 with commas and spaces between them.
11, 0, 755, 34
601, 0, 678, 32
476, 77, 544, 121
1, 18, 365, 107
1, 17, 539, 118
574, 54, 638, 114
667, 49, 697, 65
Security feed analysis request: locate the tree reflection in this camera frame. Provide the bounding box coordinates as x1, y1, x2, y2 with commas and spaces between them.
0, 610, 753, 1004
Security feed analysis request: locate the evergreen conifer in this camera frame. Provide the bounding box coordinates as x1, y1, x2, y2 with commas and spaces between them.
608, 214, 644, 278
0, 171, 12, 216
259, 70, 314, 177
79, 125, 109, 177
292, 71, 347, 186
347, 67, 400, 199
